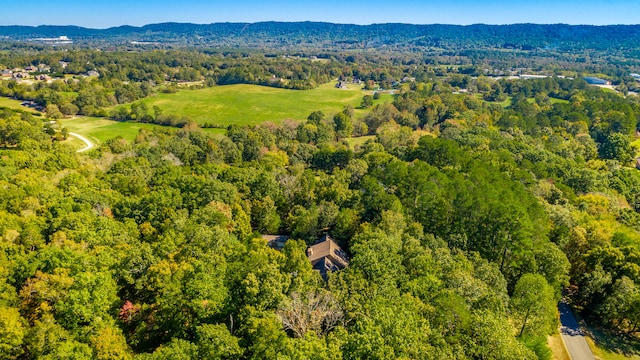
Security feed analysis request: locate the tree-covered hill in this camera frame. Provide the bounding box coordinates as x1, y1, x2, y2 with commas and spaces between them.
2, 22, 640, 53
2, 65, 640, 357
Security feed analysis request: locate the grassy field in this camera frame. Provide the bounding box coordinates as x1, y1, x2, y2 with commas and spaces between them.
62, 136, 88, 152
61, 117, 227, 145
477, 94, 513, 108
123, 82, 392, 126
0, 97, 40, 113
60, 117, 174, 144
345, 135, 375, 149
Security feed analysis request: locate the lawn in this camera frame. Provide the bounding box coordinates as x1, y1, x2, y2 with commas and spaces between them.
0, 97, 40, 113
123, 82, 392, 126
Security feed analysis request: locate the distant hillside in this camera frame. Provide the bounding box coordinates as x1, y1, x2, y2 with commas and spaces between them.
1, 22, 640, 53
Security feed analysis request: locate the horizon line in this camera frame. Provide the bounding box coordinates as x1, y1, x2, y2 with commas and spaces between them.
1, 21, 640, 30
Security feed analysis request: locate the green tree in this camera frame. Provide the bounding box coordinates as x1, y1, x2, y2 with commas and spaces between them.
599, 133, 632, 162
0, 307, 25, 359
251, 196, 281, 234
333, 112, 353, 139
360, 95, 374, 108
510, 273, 557, 337
196, 324, 243, 360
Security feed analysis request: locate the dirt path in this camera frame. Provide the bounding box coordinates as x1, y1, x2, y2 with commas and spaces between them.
68, 132, 94, 152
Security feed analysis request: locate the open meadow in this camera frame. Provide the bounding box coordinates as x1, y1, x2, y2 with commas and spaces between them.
0, 97, 40, 113
3, 82, 394, 146
126, 82, 392, 126
59, 117, 228, 145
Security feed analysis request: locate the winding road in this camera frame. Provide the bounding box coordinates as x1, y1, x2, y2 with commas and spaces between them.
559, 300, 595, 360
68, 132, 94, 152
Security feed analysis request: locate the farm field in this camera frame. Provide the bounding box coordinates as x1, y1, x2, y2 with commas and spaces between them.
123, 82, 393, 126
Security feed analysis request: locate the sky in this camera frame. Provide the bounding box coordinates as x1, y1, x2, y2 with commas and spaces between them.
1, 0, 638, 28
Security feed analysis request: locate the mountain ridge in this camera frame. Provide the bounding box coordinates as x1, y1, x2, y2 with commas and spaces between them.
1, 22, 639, 52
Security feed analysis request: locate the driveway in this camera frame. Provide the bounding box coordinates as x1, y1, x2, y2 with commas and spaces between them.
559, 300, 595, 360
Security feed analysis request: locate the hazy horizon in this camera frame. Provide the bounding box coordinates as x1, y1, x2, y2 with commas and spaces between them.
3, 20, 640, 30
1, 0, 638, 29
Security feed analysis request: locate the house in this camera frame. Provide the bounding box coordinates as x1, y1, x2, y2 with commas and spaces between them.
86, 70, 100, 77
12, 72, 29, 79
262, 235, 290, 250
37, 64, 51, 73
335, 81, 347, 89
307, 235, 349, 279
25, 65, 38, 72
262, 233, 350, 279
1, 69, 11, 77
35, 74, 51, 81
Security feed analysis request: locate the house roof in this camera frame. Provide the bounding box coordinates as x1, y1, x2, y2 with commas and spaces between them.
307, 235, 349, 269
262, 234, 290, 250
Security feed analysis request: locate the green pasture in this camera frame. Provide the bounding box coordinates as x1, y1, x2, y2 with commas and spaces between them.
60, 117, 227, 145
0, 97, 40, 113
123, 82, 392, 126
61, 117, 169, 144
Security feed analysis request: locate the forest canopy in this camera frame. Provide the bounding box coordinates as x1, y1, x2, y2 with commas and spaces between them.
0, 36, 640, 358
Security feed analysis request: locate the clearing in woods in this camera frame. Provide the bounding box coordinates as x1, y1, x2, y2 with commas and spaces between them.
119, 82, 392, 126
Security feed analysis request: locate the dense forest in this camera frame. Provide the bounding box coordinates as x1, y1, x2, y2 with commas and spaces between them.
2, 22, 640, 55
1, 31, 640, 358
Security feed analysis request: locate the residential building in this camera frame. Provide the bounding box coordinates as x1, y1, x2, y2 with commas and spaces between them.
263, 235, 290, 251
307, 235, 349, 279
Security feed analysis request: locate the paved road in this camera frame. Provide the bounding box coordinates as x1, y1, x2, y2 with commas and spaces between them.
68, 132, 94, 152
559, 300, 596, 360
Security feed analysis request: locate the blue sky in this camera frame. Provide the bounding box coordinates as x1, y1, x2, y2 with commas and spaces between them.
1, 0, 638, 28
